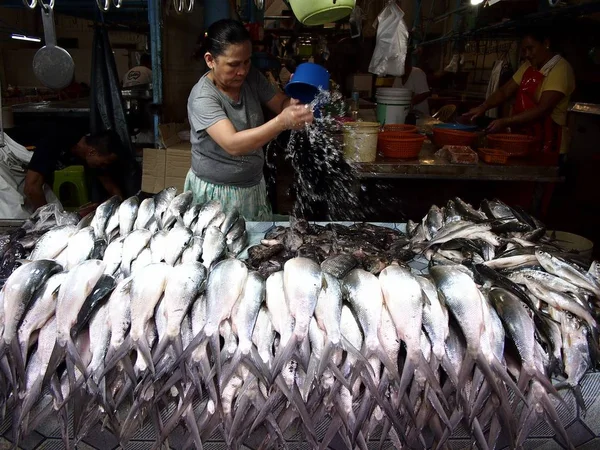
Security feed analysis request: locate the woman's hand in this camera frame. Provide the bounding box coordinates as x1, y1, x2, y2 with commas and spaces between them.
463, 104, 487, 122
486, 118, 510, 134
277, 100, 315, 131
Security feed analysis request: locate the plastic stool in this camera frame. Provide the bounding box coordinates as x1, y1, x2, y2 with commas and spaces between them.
52, 165, 89, 211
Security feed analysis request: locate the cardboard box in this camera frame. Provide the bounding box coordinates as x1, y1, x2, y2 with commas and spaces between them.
142, 148, 166, 193
166, 147, 192, 179
346, 74, 373, 98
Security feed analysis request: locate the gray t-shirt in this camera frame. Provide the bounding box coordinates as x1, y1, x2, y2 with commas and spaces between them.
187, 67, 277, 188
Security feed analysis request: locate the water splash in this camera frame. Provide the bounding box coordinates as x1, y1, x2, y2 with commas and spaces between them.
267, 87, 375, 221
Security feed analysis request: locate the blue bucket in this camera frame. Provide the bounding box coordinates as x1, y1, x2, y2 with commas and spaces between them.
285, 62, 330, 105
434, 123, 478, 132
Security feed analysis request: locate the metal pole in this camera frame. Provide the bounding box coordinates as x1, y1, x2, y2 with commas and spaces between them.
148, 0, 162, 147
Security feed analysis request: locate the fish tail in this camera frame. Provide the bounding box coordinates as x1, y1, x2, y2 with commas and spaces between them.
161, 387, 195, 444
156, 369, 183, 399
17, 376, 44, 429
425, 385, 452, 429
66, 337, 88, 380
487, 414, 502, 450
270, 336, 298, 383
327, 361, 352, 391
249, 346, 271, 387
397, 354, 416, 402
42, 341, 66, 387
282, 378, 319, 448
319, 414, 344, 450
539, 388, 575, 450
175, 329, 206, 372
248, 389, 284, 435
184, 404, 204, 450
135, 335, 155, 375
101, 338, 134, 383
516, 401, 540, 448
5, 338, 26, 390
316, 341, 334, 384
433, 409, 461, 450
229, 393, 252, 444
419, 352, 450, 410
352, 391, 375, 445
532, 370, 568, 408
376, 347, 401, 382
219, 350, 242, 390
377, 418, 392, 450
489, 357, 526, 403
456, 351, 476, 415
207, 332, 221, 382
441, 354, 459, 387
151, 336, 172, 366
264, 414, 289, 450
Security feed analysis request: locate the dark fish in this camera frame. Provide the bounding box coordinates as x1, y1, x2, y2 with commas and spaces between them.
72, 275, 116, 337
321, 254, 358, 279
247, 244, 285, 266
90, 239, 107, 260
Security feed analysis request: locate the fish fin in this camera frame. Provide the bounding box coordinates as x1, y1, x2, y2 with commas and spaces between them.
487, 414, 502, 450
4, 338, 26, 390
206, 332, 221, 383
396, 353, 416, 402
160, 387, 195, 445
327, 361, 351, 391
156, 369, 183, 399
440, 354, 459, 387
433, 409, 462, 450
101, 338, 134, 383
173, 328, 205, 372
375, 347, 401, 383
539, 388, 575, 450
151, 336, 172, 366
219, 350, 242, 390
277, 376, 318, 448
135, 335, 155, 375
248, 389, 285, 435
42, 341, 66, 387
319, 414, 344, 450
489, 357, 526, 403
270, 336, 298, 383
229, 392, 253, 444
425, 385, 452, 429
418, 352, 450, 410
516, 401, 541, 448
352, 391, 375, 445
66, 337, 88, 381
249, 347, 271, 387
184, 404, 204, 450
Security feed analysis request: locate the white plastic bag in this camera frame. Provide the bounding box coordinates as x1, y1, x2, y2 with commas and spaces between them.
368, 1, 409, 77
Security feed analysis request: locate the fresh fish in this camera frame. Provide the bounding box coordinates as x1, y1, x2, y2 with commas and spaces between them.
134, 198, 155, 230
536, 249, 600, 298
148, 230, 168, 263
72, 274, 116, 337
152, 262, 206, 364
273, 258, 323, 375
105, 263, 171, 377
66, 227, 95, 270
201, 226, 226, 269
444, 200, 462, 224
105, 209, 120, 239
454, 197, 487, 222
103, 237, 125, 276
183, 204, 202, 229
18, 272, 66, 363
424, 205, 444, 239
207, 211, 226, 231
118, 196, 140, 237
162, 191, 193, 229
30, 225, 77, 260
417, 275, 449, 362
194, 201, 222, 236
106, 278, 133, 361
321, 254, 358, 279
120, 230, 152, 277
86, 302, 111, 383
226, 216, 246, 243
220, 209, 240, 236
164, 226, 192, 265
91, 196, 120, 240
0, 260, 62, 383
154, 187, 177, 226
181, 236, 203, 263
90, 238, 107, 260
228, 231, 248, 256
252, 306, 275, 368
131, 248, 153, 274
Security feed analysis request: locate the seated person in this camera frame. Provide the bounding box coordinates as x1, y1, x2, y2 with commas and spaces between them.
24, 130, 123, 210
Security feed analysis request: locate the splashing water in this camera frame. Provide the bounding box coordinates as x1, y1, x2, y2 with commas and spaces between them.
267, 87, 375, 221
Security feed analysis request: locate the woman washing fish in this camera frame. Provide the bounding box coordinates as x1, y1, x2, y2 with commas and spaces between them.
464, 26, 575, 158
185, 19, 314, 221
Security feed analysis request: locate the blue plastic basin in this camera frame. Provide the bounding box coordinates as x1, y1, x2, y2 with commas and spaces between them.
433, 123, 478, 132
285, 62, 330, 105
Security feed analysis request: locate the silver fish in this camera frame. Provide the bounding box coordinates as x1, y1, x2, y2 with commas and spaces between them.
226, 216, 246, 243
105, 209, 120, 239
183, 204, 202, 229
30, 225, 77, 260
162, 191, 193, 229
194, 201, 222, 236
149, 230, 168, 263
66, 227, 95, 270
220, 209, 240, 236
154, 187, 177, 225
181, 236, 203, 264
164, 226, 192, 265
18, 272, 67, 363
131, 248, 153, 274
535, 249, 600, 298
201, 226, 226, 270
416, 275, 449, 361
207, 211, 226, 231
120, 230, 153, 277
103, 236, 125, 276
106, 277, 133, 357
118, 196, 140, 237
134, 198, 155, 230
91, 196, 120, 240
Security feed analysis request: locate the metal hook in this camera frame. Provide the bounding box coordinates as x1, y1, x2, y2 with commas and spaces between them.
96, 0, 110, 11
185, 0, 194, 13
39, 0, 54, 11
172, 0, 184, 14
22, 0, 37, 10
112, 0, 123, 8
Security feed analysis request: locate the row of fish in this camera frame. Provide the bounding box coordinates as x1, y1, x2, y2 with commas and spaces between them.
0, 192, 598, 449
0, 188, 248, 288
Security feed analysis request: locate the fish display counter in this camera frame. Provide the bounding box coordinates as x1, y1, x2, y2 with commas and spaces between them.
1, 191, 599, 450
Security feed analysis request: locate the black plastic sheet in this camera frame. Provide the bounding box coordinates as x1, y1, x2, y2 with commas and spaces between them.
89, 24, 140, 198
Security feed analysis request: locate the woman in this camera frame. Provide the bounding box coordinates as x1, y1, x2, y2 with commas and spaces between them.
465, 28, 575, 156
186, 19, 314, 220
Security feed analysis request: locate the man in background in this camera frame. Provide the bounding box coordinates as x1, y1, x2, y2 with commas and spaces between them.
393, 47, 431, 116
123, 53, 152, 87
24, 130, 123, 210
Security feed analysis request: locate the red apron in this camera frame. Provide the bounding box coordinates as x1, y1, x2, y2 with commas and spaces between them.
512, 66, 562, 155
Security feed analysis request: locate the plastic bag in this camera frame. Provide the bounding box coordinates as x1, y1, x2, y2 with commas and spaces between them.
435, 145, 478, 164
368, 1, 409, 77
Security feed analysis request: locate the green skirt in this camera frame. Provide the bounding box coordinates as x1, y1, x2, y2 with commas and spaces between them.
184, 169, 272, 221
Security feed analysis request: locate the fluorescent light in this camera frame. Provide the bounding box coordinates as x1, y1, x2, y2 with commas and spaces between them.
471, 0, 484, 4
11, 33, 41, 43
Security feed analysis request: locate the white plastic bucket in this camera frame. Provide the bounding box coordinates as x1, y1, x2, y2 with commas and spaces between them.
343, 122, 380, 163
376, 88, 412, 125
